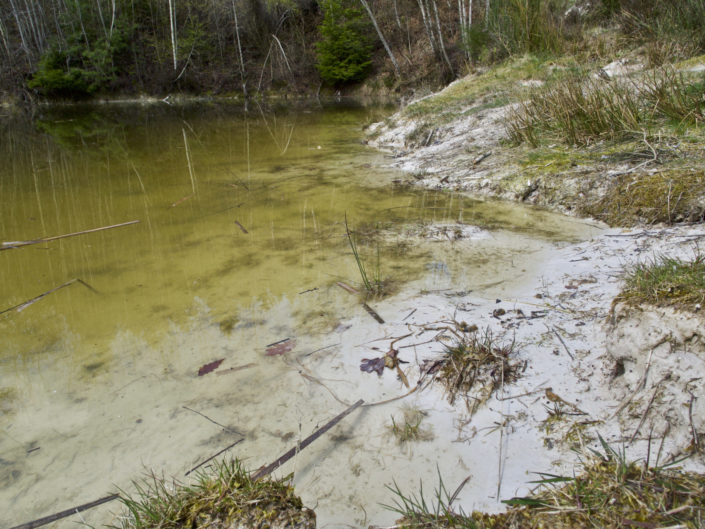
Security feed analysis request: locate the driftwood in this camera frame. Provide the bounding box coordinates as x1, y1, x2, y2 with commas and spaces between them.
0, 278, 99, 316
251, 399, 364, 480
1, 220, 140, 250
9, 494, 120, 529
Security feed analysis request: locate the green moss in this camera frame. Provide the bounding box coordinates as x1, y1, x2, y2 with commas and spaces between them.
582, 168, 705, 225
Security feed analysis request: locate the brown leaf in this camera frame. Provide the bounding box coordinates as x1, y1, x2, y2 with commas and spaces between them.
198, 358, 224, 376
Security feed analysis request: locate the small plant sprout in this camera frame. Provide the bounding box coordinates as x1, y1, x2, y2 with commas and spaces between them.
388, 405, 434, 445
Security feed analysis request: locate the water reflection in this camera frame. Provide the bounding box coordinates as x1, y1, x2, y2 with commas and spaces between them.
0, 102, 599, 527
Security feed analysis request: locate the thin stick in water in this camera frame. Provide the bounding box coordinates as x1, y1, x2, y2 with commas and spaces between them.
0, 278, 99, 316
185, 438, 244, 476
1, 220, 140, 250
9, 494, 120, 529
251, 399, 364, 480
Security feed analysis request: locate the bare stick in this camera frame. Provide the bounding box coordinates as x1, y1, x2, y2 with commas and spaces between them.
251, 399, 364, 480
182, 406, 243, 436
546, 325, 574, 360
9, 494, 120, 529
234, 220, 249, 234
629, 386, 660, 444
689, 394, 700, 452
185, 438, 244, 476
1, 220, 140, 250
1, 278, 98, 316
362, 303, 385, 324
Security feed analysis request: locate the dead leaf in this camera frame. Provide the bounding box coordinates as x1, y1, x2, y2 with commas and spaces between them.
198, 358, 224, 376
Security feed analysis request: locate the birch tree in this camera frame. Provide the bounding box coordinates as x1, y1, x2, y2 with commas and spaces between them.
358, 0, 400, 78
168, 0, 177, 70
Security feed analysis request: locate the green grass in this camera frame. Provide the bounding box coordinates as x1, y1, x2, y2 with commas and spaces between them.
387, 437, 705, 528
618, 253, 705, 309
344, 215, 389, 298
113, 459, 314, 529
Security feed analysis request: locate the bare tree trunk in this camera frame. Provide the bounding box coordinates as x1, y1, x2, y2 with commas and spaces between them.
9, 0, 31, 62
74, 0, 90, 47
431, 0, 454, 75
393, 0, 402, 29
359, 0, 400, 78
485, 0, 490, 27
109, 0, 116, 38
168, 0, 177, 70
417, 0, 437, 56
231, 0, 247, 96
95, 0, 109, 39
0, 17, 11, 58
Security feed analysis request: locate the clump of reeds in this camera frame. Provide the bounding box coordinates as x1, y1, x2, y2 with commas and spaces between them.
344, 214, 389, 298
437, 329, 517, 409
386, 437, 705, 528
113, 459, 315, 529
507, 68, 705, 147
618, 252, 705, 310
388, 405, 435, 445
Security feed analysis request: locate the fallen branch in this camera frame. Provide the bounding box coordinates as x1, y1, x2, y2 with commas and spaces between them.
0, 278, 99, 316
251, 399, 364, 480
1, 220, 140, 250
9, 494, 120, 529
234, 220, 249, 234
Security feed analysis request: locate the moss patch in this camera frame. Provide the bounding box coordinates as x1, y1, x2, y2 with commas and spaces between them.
582, 168, 705, 225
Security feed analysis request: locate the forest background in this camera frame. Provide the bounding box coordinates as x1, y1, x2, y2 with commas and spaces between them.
0, 0, 704, 102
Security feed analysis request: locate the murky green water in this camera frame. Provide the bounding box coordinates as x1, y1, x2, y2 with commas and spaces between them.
0, 102, 600, 527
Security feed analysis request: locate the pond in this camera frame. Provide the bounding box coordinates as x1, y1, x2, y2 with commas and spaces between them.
0, 101, 600, 528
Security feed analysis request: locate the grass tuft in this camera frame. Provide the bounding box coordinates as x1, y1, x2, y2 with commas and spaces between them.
344, 214, 390, 298
387, 438, 705, 528
507, 68, 705, 147
112, 459, 314, 529
618, 252, 705, 310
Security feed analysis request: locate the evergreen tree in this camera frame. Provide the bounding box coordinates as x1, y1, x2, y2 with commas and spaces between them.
315, 0, 372, 85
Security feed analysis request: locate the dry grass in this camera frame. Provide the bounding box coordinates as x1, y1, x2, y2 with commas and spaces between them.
507, 68, 705, 147
436, 329, 518, 409
581, 168, 705, 226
